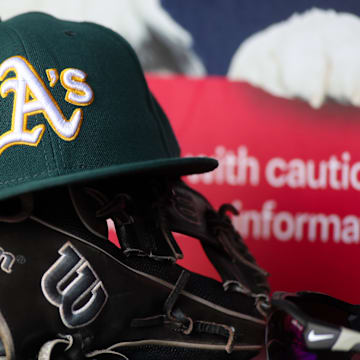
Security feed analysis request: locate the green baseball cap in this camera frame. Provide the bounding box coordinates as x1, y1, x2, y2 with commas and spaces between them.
0, 12, 217, 200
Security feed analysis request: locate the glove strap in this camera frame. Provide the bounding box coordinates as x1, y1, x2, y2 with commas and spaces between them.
78, 187, 183, 262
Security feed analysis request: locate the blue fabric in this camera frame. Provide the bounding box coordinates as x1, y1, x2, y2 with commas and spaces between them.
162, 0, 360, 75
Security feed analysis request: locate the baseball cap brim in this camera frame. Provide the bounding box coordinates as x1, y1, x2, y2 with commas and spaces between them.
0, 156, 218, 200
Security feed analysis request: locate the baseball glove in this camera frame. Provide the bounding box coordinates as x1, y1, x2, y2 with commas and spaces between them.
0, 178, 270, 360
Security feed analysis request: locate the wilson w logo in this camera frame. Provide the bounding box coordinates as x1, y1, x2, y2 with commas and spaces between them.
0, 247, 15, 274
41, 242, 108, 328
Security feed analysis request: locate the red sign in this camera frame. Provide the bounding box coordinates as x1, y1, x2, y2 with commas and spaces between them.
145, 75, 360, 303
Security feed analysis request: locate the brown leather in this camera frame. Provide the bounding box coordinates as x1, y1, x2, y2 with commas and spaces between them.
0, 185, 267, 359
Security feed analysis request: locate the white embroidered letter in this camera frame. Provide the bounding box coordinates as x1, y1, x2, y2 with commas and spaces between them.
0, 56, 86, 154
60, 68, 94, 106
46, 68, 59, 88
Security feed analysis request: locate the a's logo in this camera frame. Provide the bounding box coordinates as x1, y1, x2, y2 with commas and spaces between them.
0, 247, 15, 274
41, 242, 108, 328
308, 329, 335, 342
0, 55, 94, 154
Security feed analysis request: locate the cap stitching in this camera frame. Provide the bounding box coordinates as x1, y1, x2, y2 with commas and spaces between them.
52, 69, 66, 171
123, 42, 172, 157
56, 136, 66, 171
0, 170, 52, 185
27, 30, 65, 176
82, 22, 173, 157
0, 157, 213, 186
4, 23, 56, 176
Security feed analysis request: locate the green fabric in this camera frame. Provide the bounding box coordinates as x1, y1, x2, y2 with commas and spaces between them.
0, 12, 217, 200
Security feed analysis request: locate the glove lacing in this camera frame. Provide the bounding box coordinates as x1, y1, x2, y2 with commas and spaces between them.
153, 183, 270, 315
206, 204, 267, 274
131, 270, 236, 354
206, 204, 270, 314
